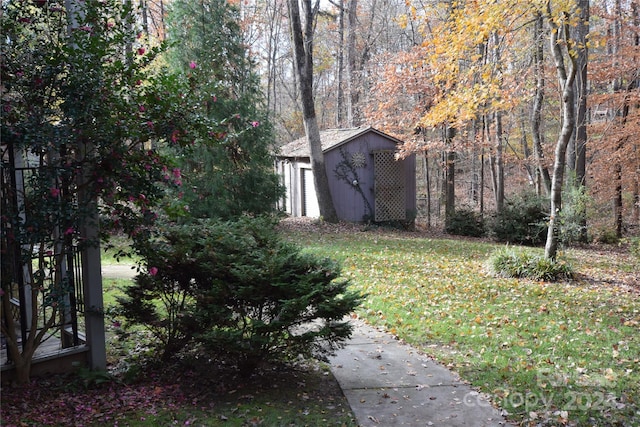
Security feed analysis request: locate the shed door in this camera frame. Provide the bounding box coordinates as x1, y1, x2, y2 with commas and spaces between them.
302, 168, 320, 218
374, 151, 406, 221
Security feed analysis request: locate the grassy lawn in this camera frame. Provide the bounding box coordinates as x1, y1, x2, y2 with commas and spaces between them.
4, 222, 637, 426
281, 220, 639, 426
101, 234, 140, 266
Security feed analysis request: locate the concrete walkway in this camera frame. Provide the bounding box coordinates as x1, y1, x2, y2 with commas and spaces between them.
330, 319, 513, 426
102, 263, 137, 279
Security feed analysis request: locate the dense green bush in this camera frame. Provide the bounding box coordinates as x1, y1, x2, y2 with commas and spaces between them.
557, 182, 590, 245
486, 247, 573, 281
488, 192, 548, 245
595, 228, 620, 244
118, 216, 363, 373
445, 208, 485, 237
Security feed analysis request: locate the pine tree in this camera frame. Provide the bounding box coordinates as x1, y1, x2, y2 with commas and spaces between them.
164, 0, 283, 219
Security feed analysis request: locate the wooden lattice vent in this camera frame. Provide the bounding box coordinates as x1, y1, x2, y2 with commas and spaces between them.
373, 150, 406, 222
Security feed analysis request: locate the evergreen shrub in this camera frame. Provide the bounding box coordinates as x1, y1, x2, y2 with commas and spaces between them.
595, 228, 620, 244
488, 192, 548, 245
557, 181, 590, 245
118, 216, 363, 373
445, 208, 485, 237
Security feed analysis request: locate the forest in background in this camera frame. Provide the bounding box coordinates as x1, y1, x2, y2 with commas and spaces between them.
98, 0, 640, 238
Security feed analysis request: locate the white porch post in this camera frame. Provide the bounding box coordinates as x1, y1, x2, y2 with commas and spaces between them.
81, 215, 106, 371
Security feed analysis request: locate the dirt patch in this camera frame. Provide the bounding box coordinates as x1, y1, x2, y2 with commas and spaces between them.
277, 216, 449, 239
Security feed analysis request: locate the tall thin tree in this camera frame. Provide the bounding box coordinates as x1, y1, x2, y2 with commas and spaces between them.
544, 2, 578, 260
573, 0, 589, 241
531, 11, 552, 196
287, 0, 339, 222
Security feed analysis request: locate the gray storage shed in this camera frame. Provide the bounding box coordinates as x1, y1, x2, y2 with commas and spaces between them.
275, 126, 416, 223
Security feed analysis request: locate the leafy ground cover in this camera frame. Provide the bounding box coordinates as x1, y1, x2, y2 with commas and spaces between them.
279, 218, 640, 426
1, 359, 355, 426
2, 219, 638, 426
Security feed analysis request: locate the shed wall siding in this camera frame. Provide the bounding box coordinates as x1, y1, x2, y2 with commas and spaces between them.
276, 129, 416, 222
301, 167, 319, 217
277, 159, 314, 217
324, 138, 375, 222
402, 154, 417, 216
324, 132, 413, 222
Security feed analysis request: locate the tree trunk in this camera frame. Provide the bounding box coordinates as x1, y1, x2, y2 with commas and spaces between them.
521, 115, 535, 185
346, 0, 359, 126
544, 7, 577, 261
633, 3, 640, 225
613, 0, 639, 234
472, 120, 481, 206
612, 0, 624, 238
567, 129, 576, 179
574, 0, 589, 242
265, 2, 284, 115
615, 161, 623, 237
486, 114, 499, 210
139, 0, 149, 36
634, 160, 640, 224
494, 111, 505, 212
287, 0, 339, 223
336, 0, 345, 126
444, 125, 456, 220
490, 32, 505, 213
1, 279, 59, 384
531, 12, 551, 196
611, 0, 624, 238
480, 146, 485, 214
425, 150, 432, 227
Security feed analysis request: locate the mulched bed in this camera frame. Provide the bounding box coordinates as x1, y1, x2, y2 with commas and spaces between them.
1, 359, 351, 426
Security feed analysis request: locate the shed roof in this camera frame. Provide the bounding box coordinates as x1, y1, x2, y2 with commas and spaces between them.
277, 126, 403, 158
